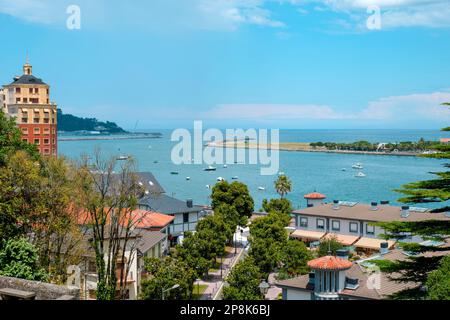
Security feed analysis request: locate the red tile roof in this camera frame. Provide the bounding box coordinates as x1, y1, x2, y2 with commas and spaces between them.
304, 192, 326, 200
131, 209, 174, 229
308, 256, 353, 270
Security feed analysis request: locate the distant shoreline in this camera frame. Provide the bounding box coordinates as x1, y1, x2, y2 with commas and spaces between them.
59, 134, 162, 142
209, 141, 422, 157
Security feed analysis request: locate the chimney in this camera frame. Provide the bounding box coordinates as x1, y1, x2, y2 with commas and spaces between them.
401, 206, 410, 218
380, 242, 389, 255
371, 202, 378, 211
332, 200, 340, 210
345, 277, 359, 290
380, 200, 390, 205
336, 249, 349, 260
186, 199, 193, 208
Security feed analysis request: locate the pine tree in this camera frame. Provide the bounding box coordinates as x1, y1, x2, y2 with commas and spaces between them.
375, 103, 450, 299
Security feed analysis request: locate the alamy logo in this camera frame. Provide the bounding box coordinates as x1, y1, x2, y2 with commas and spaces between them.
171, 121, 280, 176
66, 5, 81, 30
367, 5, 381, 30
366, 264, 381, 290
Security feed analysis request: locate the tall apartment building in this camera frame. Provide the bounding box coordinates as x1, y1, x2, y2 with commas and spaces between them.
2, 60, 58, 156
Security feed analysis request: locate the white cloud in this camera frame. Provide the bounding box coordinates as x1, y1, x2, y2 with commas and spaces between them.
302, 0, 450, 29
0, 0, 286, 31
201, 92, 450, 124
205, 103, 350, 120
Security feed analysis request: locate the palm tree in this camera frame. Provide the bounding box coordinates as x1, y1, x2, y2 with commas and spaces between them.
274, 175, 292, 198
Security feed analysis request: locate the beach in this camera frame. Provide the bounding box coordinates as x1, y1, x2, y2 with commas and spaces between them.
209, 141, 420, 157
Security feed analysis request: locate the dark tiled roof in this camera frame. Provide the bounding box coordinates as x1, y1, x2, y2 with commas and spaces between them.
138, 193, 203, 215
136, 230, 166, 254
293, 203, 450, 223
135, 172, 166, 194
10, 75, 47, 85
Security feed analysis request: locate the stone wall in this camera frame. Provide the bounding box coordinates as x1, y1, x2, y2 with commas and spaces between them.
0, 276, 80, 300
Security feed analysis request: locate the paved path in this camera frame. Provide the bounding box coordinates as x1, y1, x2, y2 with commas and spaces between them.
195, 244, 246, 300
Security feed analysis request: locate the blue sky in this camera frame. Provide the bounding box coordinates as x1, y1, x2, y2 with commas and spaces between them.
0, 0, 449, 129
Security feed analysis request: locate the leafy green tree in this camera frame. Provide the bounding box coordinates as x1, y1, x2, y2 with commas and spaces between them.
278, 240, 312, 279
0, 110, 39, 166
274, 175, 292, 198
0, 238, 47, 281
317, 236, 343, 257
196, 215, 231, 260
249, 213, 288, 277
426, 255, 450, 300
140, 257, 196, 300
211, 181, 254, 227
373, 102, 450, 299
176, 232, 213, 279
262, 198, 293, 227
214, 204, 241, 241
222, 257, 263, 300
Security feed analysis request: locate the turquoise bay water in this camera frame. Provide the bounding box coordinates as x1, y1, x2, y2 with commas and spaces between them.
59, 129, 448, 210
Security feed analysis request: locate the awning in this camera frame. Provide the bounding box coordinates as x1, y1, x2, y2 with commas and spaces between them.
44, 109, 50, 113
324, 233, 360, 246
34, 108, 40, 112
354, 237, 396, 250
291, 229, 326, 241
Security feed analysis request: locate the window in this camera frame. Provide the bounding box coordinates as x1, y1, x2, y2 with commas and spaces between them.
16, 98, 20, 103
316, 218, 325, 230
29, 88, 33, 94
22, 128, 28, 135
34, 88, 39, 94
22, 138, 28, 143
34, 128, 40, 134
23, 98, 28, 103
332, 220, 341, 231
34, 139, 40, 145
350, 222, 359, 234
299, 217, 308, 228
44, 128, 50, 134
16, 87, 21, 93
366, 224, 375, 235
22, 118, 28, 123
183, 213, 189, 223
44, 139, 50, 145
44, 149, 50, 155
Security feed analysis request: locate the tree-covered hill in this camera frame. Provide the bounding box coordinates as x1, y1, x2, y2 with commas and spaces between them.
57, 109, 128, 134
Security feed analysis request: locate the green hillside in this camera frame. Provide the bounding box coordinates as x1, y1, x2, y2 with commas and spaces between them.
57, 109, 128, 134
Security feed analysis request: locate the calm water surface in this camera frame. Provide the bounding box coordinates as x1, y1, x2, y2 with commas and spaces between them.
59, 129, 448, 210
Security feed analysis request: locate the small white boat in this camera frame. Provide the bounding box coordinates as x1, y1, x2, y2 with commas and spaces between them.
217, 177, 225, 182
204, 166, 217, 171
258, 187, 266, 191
278, 171, 285, 176
206, 185, 211, 189
352, 163, 363, 169
355, 172, 366, 178
117, 155, 130, 161
232, 176, 239, 180
342, 168, 347, 172
223, 165, 228, 168
186, 177, 191, 181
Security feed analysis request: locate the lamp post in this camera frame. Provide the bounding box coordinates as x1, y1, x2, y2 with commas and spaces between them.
162, 284, 180, 301
259, 280, 270, 299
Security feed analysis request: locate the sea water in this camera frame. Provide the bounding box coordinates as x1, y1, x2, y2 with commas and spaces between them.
59, 129, 448, 210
